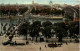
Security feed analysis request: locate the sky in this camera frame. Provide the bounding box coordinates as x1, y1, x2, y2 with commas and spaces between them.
0, 0, 80, 5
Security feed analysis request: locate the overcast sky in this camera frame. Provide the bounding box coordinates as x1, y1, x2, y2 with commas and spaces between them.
0, 0, 79, 5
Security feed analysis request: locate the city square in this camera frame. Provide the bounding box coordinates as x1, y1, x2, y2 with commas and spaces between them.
0, 0, 79, 51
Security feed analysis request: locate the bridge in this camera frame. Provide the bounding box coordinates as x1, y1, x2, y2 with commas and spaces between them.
63, 6, 79, 18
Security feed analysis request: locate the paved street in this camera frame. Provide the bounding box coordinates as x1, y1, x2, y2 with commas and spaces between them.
0, 36, 79, 51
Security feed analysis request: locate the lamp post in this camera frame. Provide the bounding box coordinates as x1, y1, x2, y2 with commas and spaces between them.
0, 10, 3, 34
0, 17, 3, 34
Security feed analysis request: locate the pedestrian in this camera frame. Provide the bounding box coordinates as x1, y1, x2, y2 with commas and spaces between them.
15, 41, 16, 45
9, 34, 13, 41
45, 45, 46, 47
66, 42, 68, 45
55, 42, 56, 44
40, 47, 41, 51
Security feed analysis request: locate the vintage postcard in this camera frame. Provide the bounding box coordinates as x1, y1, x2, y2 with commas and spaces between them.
0, 0, 79, 51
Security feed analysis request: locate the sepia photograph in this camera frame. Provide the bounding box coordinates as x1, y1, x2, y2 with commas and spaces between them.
0, 0, 80, 51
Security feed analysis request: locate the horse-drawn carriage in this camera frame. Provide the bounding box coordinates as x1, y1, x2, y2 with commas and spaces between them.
48, 43, 62, 47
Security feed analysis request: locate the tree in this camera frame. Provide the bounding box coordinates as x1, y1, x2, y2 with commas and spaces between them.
42, 21, 52, 27
20, 7, 28, 14
31, 8, 36, 14
10, 9, 18, 16
69, 22, 79, 38
18, 21, 30, 40
29, 21, 41, 42
42, 21, 52, 38
53, 22, 67, 42
43, 26, 52, 38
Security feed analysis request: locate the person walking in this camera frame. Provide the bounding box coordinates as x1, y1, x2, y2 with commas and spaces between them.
66, 42, 68, 45
40, 47, 41, 51
45, 45, 46, 47
9, 34, 14, 42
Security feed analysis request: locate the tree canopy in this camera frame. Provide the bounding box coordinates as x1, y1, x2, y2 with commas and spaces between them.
29, 21, 41, 41
42, 21, 52, 38
18, 21, 30, 36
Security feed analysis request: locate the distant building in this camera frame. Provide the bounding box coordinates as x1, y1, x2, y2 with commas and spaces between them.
0, 4, 26, 11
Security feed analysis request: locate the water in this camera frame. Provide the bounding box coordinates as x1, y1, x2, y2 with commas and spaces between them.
0, 17, 19, 33
0, 17, 62, 33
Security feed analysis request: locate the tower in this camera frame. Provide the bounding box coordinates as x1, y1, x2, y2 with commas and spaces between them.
32, 0, 34, 5
49, 0, 53, 8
